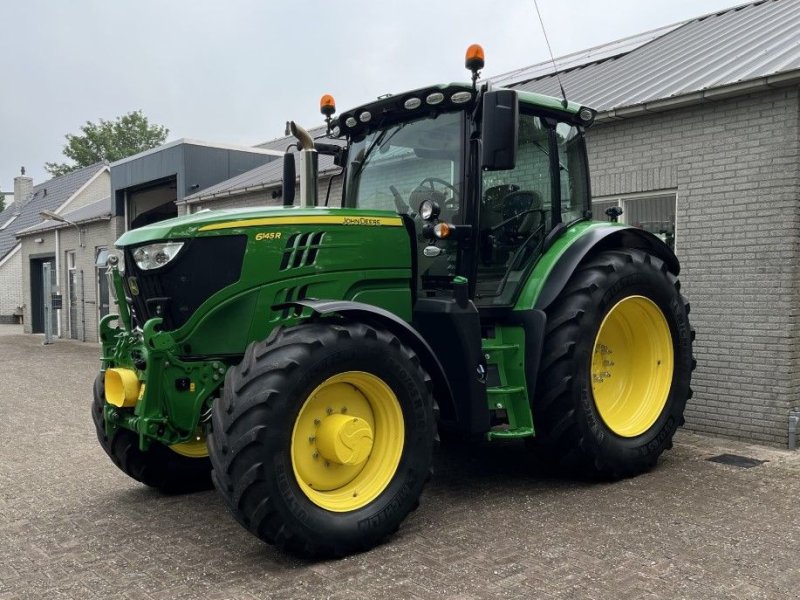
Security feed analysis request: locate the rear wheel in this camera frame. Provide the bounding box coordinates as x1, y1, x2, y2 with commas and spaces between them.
91, 374, 213, 493
531, 248, 694, 478
208, 321, 435, 558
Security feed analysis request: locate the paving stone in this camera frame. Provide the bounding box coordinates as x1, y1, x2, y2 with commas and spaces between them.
0, 331, 798, 599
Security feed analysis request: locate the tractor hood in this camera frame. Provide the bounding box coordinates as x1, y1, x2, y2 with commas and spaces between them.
115, 206, 404, 247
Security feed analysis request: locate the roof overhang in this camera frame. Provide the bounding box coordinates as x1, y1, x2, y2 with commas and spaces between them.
596, 68, 800, 123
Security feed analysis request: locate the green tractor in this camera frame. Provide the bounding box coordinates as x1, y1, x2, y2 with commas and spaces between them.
94, 46, 694, 557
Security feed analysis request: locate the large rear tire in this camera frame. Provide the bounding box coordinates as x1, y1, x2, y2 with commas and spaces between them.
531, 248, 694, 479
208, 321, 435, 558
91, 374, 213, 493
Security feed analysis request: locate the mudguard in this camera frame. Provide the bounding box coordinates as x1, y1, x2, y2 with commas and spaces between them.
535, 225, 680, 311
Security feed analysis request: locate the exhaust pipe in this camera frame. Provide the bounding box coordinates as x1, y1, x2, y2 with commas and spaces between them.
290, 121, 318, 208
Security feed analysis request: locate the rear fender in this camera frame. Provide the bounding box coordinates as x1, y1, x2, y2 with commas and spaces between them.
534, 225, 679, 311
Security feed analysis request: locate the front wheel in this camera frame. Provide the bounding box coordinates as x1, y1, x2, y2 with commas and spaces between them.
531, 249, 695, 479
208, 321, 435, 558
91, 374, 213, 493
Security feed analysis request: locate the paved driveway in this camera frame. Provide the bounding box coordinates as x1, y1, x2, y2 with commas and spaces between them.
1, 328, 798, 599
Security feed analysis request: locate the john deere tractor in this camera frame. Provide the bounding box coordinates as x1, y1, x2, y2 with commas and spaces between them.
94, 46, 694, 557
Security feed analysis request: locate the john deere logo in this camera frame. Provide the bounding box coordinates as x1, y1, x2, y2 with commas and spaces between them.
255, 231, 282, 241
342, 217, 382, 226
127, 277, 140, 296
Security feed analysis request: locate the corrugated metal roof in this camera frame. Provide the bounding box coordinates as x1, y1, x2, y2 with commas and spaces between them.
490, 21, 685, 88
16, 197, 111, 236
187, 130, 343, 202
0, 163, 106, 260
509, 0, 800, 113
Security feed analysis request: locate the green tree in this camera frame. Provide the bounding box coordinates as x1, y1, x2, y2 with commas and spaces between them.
0, 191, 5, 213
45, 110, 169, 177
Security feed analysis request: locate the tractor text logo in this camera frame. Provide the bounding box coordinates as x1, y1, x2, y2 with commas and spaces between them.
342, 217, 382, 226
255, 231, 282, 241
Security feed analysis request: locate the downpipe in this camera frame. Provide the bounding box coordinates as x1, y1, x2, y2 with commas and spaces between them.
290, 121, 318, 208
789, 409, 800, 450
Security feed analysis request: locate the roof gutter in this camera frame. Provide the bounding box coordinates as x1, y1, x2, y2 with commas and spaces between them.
595, 69, 800, 123
15, 215, 112, 238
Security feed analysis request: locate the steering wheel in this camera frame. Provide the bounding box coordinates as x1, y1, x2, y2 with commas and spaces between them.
417, 177, 458, 197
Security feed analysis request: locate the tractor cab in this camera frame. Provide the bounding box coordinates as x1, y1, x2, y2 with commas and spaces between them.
328, 73, 595, 310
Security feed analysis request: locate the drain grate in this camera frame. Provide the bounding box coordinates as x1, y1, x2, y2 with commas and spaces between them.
707, 453, 767, 468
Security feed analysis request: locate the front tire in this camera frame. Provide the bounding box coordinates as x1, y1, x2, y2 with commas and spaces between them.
531, 249, 694, 478
91, 374, 213, 493
208, 321, 435, 558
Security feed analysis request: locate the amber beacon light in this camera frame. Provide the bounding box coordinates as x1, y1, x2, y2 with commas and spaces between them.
320, 94, 336, 116
465, 44, 485, 71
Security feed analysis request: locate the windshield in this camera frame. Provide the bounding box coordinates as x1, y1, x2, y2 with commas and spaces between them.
344, 112, 463, 219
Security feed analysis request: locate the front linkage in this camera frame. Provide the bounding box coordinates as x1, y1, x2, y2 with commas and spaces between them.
99, 264, 224, 452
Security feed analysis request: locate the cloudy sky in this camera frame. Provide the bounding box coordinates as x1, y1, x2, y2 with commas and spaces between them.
1, 0, 741, 191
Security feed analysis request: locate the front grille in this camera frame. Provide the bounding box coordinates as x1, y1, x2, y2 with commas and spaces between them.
124, 235, 247, 330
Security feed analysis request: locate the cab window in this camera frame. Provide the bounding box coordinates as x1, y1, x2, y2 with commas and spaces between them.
476, 114, 552, 301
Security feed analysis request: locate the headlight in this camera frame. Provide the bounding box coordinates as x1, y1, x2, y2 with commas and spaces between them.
419, 200, 440, 221
132, 242, 184, 270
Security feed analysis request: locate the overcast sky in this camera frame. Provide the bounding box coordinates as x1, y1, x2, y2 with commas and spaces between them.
1, 0, 742, 191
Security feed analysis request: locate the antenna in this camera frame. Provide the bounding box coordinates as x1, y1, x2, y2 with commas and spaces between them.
533, 0, 568, 108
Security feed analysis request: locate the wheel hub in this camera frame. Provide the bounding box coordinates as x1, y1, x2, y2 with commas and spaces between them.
315, 414, 374, 466
591, 295, 674, 438
291, 371, 404, 512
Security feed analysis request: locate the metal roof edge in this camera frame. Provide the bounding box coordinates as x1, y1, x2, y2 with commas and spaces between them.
184, 166, 340, 204
595, 67, 800, 122
109, 138, 283, 168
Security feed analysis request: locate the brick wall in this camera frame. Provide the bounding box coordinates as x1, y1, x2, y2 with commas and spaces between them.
0, 247, 23, 322
19, 219, 114, 341
586, 87, 800, 447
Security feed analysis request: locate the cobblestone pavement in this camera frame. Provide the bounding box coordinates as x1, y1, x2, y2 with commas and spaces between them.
1, 330, 799, 600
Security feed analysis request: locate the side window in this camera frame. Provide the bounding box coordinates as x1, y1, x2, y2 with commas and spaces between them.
477, 114, 551, 301
556, 122, 588, 224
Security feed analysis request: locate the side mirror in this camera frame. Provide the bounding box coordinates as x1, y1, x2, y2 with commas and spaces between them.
481, 90, 518, 171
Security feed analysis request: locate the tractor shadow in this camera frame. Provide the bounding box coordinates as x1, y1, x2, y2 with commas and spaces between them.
431, 437, 599, 489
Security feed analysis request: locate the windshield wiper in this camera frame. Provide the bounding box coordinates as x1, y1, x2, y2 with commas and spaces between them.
349, 123, 406, 182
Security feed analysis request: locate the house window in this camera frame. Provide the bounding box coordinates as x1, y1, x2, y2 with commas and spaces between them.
593, 191, 677, 250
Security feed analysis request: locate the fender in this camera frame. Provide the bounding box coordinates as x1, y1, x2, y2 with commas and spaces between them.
273, 298, 457, 422
535, 225, 680, 311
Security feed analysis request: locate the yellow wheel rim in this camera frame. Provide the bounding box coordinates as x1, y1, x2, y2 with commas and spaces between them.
291, 371, 404, 512
170, 432, 209, 458
591, 295, 674, 438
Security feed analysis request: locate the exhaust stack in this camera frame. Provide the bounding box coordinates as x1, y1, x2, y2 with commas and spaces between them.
290, 121, 318, 208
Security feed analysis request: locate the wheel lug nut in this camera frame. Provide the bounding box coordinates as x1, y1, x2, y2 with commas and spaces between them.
326, 407, 333, 415
309, 436, 315, 443
314, 418, 321, 426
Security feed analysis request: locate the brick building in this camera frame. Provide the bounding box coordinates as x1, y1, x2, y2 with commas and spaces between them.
17, 198, 113, 342
491, 0, 800, 446
0, 163, 109, 327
